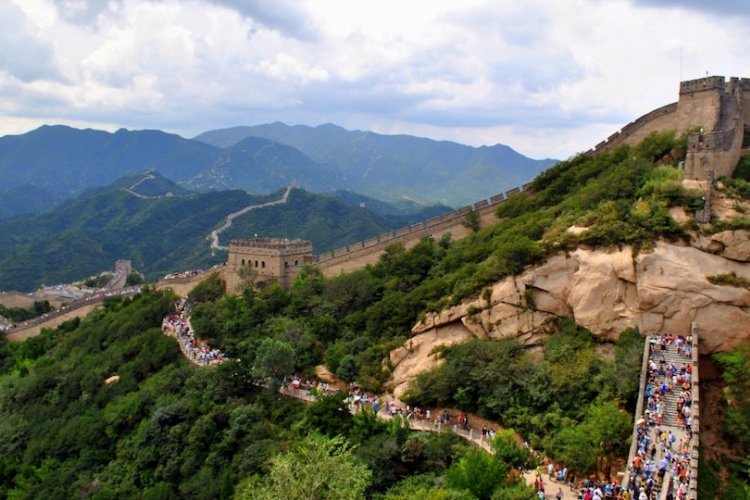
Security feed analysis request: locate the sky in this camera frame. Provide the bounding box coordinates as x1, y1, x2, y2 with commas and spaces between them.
1, 0, 749, 159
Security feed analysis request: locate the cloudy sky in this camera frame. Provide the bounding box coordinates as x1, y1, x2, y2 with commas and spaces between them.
2, 0, 749, 158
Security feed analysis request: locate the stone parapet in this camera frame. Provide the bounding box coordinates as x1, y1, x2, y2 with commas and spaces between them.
622, 334, 653, 489
687, 323, 700, 500
680, 76, 726, 95
315, 184, 530, 271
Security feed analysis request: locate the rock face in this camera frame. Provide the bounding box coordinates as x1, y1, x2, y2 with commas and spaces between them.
387, 234, 750, 399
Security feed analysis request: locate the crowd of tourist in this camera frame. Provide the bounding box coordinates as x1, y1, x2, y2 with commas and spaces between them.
161, 297, 225, 366
624, 333, 694, 499
161, 264, 224, 281
531, 463, 629, 499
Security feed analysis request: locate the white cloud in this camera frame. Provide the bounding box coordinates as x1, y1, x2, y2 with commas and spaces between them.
1, 0, 749, 158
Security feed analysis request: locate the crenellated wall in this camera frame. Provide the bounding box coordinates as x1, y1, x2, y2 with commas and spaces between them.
587, 76, 749, 182
315, 186, 527, 277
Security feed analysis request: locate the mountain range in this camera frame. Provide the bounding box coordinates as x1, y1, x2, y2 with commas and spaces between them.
0, 123, 554, 220
193, 122, 556, 205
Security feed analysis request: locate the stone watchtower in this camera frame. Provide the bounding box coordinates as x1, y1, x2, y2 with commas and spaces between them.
589, 75, 750, 180
681, 76, 750, 179
225, 238, 314, 292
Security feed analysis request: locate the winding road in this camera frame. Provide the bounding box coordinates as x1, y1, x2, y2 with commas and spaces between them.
209, 184, 296, 251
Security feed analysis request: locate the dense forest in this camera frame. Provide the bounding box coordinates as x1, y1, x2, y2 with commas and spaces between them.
2, 131, 749, 497
0, 289, 538, 499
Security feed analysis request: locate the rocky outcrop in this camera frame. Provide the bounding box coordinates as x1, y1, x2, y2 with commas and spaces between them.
386, 235, 750, 398
693, 229, 750, 262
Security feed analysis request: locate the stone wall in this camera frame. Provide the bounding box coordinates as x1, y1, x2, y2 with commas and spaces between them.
688, 322, 700, 500
591, 103, 680, 155
590, 76, 749, 182
316, 185, 529, 278
226, 239, 314, 291
685, 78, 746, 180
622, 334, 654, 489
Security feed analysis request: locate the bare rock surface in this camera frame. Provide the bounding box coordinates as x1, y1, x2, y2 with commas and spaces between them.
386, 238, 750, 395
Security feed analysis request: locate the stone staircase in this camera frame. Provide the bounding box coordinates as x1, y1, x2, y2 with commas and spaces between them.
652, 343, 689, 427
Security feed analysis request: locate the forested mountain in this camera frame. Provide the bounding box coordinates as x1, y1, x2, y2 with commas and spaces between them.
326, 189, 450, 216
107, 170, 193, 197
194, 122, 557, 205
0, 123, 552, 219
0, 180, 448, 291
0, 187, 257, 291
220, 189, 451, 252
183, 136, 344, 194
0, 184, 59, 221
0, 125, 218, 198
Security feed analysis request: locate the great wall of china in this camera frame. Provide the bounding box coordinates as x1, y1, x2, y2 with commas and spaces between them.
313, 185, 529, 276
7, 75, 750, 334
4, 76, 748, 499
585, 76, 750, 181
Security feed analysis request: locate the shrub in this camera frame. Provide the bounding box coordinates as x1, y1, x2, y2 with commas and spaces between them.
707, 272, 750, 289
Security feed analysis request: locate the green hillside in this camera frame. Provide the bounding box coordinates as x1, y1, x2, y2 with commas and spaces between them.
0, 184, 59, 221
0, 188, 268, 291
0, 182, 448, 292
110, 170, 194, 197
326, 189, 452, 216
0, 288, 532, 498
220, 189, 451, 253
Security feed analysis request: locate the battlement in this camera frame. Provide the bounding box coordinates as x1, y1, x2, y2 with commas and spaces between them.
226, 238, 314, 291
679, 76, 726, 95
228, 238, 313, 256
314, 184, 531, 275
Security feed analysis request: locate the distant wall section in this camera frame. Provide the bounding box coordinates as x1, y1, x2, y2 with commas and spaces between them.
316, 186, 530, 278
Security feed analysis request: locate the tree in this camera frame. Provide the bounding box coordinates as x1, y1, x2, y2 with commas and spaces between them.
235, 433, 371, 500
236, 263, 256, 292
462, 210, 481, 232
252, 338, 295, 387
188, 272, 225, 304
125, 272, 145, 286
335, 355, 357, 382
446, 450, 508, 500
549, 425, 597, 474
585, 400, 632, 477
491, 429, 534, 469
302, 392, 354, 437
715, 344, 750, 449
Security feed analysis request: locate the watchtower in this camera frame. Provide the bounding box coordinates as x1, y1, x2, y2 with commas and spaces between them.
225, 238, 314, 291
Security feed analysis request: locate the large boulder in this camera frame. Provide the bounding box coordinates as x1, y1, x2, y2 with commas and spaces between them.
385, 239, 750, 395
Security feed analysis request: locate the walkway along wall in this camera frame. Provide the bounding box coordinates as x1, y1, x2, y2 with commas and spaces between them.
315, 184, 532, 277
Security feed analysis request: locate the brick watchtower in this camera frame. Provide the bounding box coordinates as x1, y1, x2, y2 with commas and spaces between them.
225, 238, 314, 291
